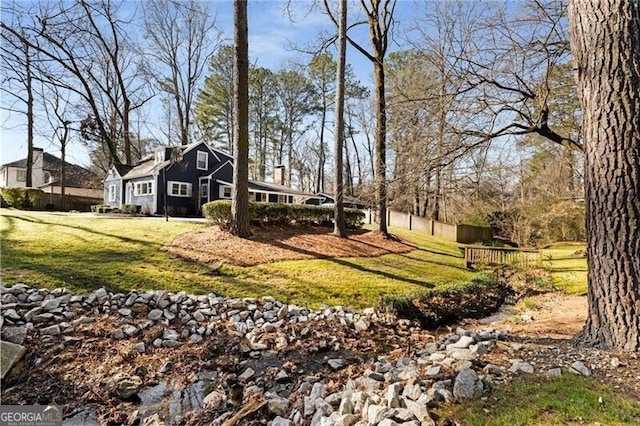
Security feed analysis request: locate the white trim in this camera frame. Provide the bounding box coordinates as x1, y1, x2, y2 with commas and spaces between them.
206, 160, 233, 179
134, 180, 154, 196
108, 184, 117, 202
199, 176, 210, 204
219, 184, 232, 199
16, 169, 26, 182
196, 150, 208, 170
168, 180, 192, 197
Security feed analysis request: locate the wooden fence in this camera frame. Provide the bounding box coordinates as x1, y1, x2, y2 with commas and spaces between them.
364, 209, 494, 244
464, 245, 542, 269
33, 193, 103, 212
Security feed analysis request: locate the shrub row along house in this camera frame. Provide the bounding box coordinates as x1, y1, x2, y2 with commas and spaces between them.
103, 142, 322, 216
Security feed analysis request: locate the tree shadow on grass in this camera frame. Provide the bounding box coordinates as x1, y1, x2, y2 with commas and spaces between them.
2, 213, 162, 248
259, 238, 436, 289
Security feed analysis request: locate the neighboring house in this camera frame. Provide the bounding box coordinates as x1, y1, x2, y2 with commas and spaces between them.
104, 142, 319, 216
0, 147, 102, 198
306, 192, 370, 210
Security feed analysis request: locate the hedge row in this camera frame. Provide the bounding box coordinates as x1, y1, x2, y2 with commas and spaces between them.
0, 187, 45, 208
91, 204, 141, 214
202, 200, 365, 228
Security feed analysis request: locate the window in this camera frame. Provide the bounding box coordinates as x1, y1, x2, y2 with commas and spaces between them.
16, 169, 26, 182
108, 185, 117, 202
169, 181, 191, 197
155, 151, 164, 164
134, 181, 153, 196
277, 194, 286, 203
219, 185, 231, 199
44, 171, 52, 183
200, 182, 209, 200
196, 151, 208, 170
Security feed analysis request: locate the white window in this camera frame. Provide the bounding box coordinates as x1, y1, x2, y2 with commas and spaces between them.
196, 151, 208, 170
155, 151, 164, 164
44, 171, 52, 183
277, 194, 286, 203
16, 169, 26, 182
169, 181, 192, 197
135, 181, 154, 196
219, 185, 232, 199
108, 185, 117, 202
200, 182, 209, 200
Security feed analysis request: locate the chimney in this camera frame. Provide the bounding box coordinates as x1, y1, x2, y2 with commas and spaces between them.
274, 165, 285, 186
32, 147, 44, 186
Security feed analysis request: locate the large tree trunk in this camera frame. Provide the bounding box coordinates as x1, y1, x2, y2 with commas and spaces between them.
373, 59, 388, 235
333, 0, 347, 238
25, 41, 33, 188
230, 0, 251, 238
568, 0, 640, 351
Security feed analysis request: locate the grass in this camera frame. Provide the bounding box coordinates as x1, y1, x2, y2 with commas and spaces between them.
437, 373, 640, 426
542, 243, 588, 295
0, 209, 478, 310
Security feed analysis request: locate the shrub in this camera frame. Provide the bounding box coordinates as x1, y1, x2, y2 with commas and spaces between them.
121, 204, 141, 215
0, 187, 25, 207
25, 188, 44, 205
202, 200, 365, 228
91, 204, 113, 214
0, 187, 44, 208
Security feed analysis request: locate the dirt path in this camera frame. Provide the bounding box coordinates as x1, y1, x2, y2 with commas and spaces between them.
470, 292, 640, 400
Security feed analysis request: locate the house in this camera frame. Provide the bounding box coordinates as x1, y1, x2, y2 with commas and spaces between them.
305, 192, 369, 210
0, 147, 102, 198
103, 142, 319, 216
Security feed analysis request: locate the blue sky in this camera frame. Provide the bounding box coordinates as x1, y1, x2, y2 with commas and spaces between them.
0, 0, 421, 167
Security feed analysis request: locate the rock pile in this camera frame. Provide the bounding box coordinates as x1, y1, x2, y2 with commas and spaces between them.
1, 284, 602, 425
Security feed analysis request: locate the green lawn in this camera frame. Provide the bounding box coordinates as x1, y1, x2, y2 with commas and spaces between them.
437, 374, 640, 426
0, 209, 477, 310
542, 243, 588, 295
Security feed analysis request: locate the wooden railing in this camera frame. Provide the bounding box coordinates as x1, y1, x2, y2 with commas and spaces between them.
464, 245, 542, 269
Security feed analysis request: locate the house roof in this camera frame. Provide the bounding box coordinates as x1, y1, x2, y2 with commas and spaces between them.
316, 192, 369, 207
216, 178, 319, 199
117, 141, 233, 181
2, 151, 101, 189
113, 163, 134, 177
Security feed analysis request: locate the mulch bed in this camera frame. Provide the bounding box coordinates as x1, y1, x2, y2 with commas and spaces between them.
167, 224, 416, 267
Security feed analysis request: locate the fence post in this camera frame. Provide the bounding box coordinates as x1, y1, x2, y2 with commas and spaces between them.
409, 214, 412, 230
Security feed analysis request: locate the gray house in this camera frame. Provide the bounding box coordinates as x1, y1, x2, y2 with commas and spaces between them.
104, 142, 317, 216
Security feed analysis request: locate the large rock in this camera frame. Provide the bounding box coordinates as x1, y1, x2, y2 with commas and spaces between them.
453, 368, 483, 400
0, 341, 26, 379
1, 326, 28, 345
108, 373, 143, 399
569, 361, 591, 376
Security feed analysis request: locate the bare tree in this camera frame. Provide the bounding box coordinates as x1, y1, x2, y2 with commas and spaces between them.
568, 0, 640, 351
332, 0, 348, 237
42, 84, 72, 210
2, 0, 152, 169
144, 0, 220, 146
230, 0, 251, 238
1, 4, 36, 187
350, 0, 396, 236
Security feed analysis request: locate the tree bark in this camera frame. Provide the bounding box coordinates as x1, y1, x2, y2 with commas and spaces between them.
25, 41, 33, 188
230, 0, 251, 238
373, 59, 388, 235
568, 0, 640, 351
333, 0, 347, 237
